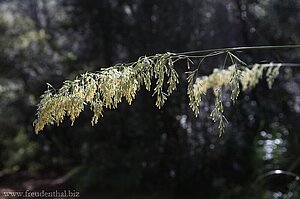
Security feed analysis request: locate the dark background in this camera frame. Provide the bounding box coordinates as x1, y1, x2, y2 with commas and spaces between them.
0, 0, 300, 198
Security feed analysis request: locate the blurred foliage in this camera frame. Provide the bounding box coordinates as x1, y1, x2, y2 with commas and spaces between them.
0, 0, 300, 198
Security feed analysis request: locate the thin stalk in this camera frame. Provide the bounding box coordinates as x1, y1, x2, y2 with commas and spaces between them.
249, 63, 300, 68
176, 44, 300, 55
101, 45, 300, 70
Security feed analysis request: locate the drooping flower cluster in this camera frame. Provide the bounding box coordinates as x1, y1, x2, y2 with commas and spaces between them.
34, 49, 282, 136
34, 53, 179, 134
187, 64, 281, 135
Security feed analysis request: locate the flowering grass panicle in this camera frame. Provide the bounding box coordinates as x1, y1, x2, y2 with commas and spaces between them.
34, 53, 179, 134
34, 46, 290, 135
